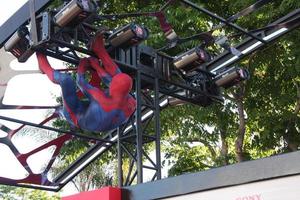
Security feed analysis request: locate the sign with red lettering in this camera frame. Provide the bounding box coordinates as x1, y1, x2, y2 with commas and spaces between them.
236, 194, 262, 200
163, 175, 300, 200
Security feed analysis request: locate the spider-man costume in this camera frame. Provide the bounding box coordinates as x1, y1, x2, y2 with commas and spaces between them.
36, 34, 136, 132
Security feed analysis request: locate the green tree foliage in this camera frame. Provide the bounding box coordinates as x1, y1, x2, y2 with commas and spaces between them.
159, 0, 300, 176
0, 186, 59, 200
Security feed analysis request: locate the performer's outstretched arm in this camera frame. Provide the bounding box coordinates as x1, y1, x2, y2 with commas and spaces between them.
36, 52, 57, 83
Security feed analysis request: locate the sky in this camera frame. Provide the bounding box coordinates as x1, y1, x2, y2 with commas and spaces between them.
0, 0, 27, 26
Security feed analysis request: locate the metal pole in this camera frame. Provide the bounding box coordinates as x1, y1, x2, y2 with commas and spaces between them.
117, 127, 123, 187
135, 70, 143, 184
29, 0, 38, 45
154, 65, 162, 180
0, 115, 114, 143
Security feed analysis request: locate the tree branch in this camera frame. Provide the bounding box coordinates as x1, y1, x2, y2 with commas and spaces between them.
71, 179, 80, 192
232, 82, 247, 162
284, 81, 300, 151
294, 82, 300, 115
185, 138, 217, 159
220, 129, 229, 165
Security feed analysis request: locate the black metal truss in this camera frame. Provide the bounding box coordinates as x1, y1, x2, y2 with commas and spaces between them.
49, 10, 300, 191
117, 64, 163, 186
206, 8, 300, 73
0, 115, 115, 143
0, 0, 299, 192
51, 47, 170, 190
0, 0, 52, 48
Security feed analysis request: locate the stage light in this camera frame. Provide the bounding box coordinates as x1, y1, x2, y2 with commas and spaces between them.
173, 46, 211, 71
4, 27, 34, 63
214, 67, 250, 88
54, 0, 96, 27
108, 23, 149, 48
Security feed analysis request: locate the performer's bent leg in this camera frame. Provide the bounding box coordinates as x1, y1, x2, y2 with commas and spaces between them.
90, 34, 121, 77
56, 72, 81, 110
55, 71, 85, 127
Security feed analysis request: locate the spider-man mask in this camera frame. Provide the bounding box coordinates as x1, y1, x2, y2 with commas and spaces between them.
110, 73, 133, 98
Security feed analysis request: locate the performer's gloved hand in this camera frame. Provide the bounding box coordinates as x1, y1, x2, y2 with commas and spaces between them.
36, 52, 46, 73
90, 33, 105, 55
77, 58, 90, 74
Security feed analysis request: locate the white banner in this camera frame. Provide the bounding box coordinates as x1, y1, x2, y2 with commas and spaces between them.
164, 175, 300, 200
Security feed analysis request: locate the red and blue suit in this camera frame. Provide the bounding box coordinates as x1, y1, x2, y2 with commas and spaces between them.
36, 34, 136, 132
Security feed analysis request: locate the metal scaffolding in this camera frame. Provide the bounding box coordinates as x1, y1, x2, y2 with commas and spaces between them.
0, 0, 299, 191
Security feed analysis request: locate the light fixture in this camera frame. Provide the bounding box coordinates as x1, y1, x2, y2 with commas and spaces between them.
173, 46, 211, 71
108, 23, 149, 48
214, 67, 250, 88
4, 27, 34, 63
54, 0, 96, 27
